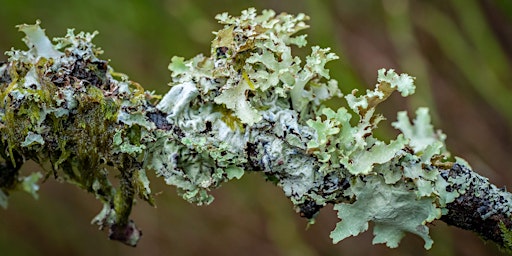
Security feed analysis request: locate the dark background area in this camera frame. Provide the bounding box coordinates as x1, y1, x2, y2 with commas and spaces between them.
1, 0, 511, 255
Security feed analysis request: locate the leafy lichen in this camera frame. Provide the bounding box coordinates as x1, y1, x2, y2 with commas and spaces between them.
0, 21, 157, 246
1, 8, 509, 250
153, 8, 340, 205
153, 8, 449, 249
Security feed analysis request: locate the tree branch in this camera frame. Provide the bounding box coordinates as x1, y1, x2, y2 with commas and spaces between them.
440, 164, 512, 248
1, 10, 511, 252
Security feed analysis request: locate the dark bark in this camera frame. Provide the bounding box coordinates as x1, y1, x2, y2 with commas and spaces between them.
440, 164, 512, 249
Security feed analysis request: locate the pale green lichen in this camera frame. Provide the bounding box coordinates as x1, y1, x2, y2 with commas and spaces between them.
152, 8, 453, 249
330, 175, 439, 249
153, 8, 341, 204
345, 68, 415, 116
2, 8, 505, 250
393, 107, 447, 154
21, 132, 45, 147
17, 20, 63, 60
18, 172, 43, 200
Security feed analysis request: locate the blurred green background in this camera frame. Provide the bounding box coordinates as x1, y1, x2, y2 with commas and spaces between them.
1, 0, 512, 255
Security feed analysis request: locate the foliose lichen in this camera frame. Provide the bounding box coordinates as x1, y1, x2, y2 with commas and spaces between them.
154, 8, 343, 205
1, 8, 509, 250
153, 8, 451, 249
0, 20, 157, 246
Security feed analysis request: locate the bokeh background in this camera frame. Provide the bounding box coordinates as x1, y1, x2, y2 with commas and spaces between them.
1, 0, 512, 255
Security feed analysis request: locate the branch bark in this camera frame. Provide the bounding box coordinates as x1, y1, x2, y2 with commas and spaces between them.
440, 164, 512, 248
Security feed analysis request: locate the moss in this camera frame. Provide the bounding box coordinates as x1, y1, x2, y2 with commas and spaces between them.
218, 106, 244, 131
499, 221, 512, 252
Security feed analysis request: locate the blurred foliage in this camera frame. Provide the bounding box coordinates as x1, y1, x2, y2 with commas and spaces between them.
0, 0, 511, 255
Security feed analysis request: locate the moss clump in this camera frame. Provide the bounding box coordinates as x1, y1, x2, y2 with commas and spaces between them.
499, 221, 512, 252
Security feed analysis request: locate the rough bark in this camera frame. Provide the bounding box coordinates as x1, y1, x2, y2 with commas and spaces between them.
440, 164, 512, 248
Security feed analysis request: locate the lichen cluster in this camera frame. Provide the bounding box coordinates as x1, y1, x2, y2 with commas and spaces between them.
155, 8, 453, 249
0, 21, 157, 246
1, 8, 510, 250
154, 8, 342, 205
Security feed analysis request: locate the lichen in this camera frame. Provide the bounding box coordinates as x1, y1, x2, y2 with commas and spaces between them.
0, 21, 157, 246
147, 8, 455, 250
1, 8, 505, 250
153, 8, 340, 205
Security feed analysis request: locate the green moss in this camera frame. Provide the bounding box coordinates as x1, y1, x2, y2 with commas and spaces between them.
499, 221, 512, 252
218, 106, 244, 131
